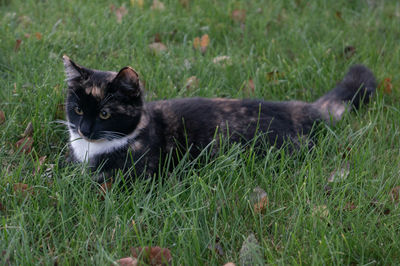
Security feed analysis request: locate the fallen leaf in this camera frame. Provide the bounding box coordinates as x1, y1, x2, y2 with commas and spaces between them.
239, 234, 263, 266
35, 32, 42, 40
0, 110, 5, 125
15, 136, 34, 154
131, 246, 172, 266
22, 122, 33, 137
14, 39, 22, 52
390, 186, 400, 203
312, 205, 330, 219
130, 0, 144, 8
13, 183, 34, 196
100, 182, 113, 194
179, 0, 189, 8
208, 236, 224, 256
379, 77, 393, 94
242, 79, 255, 96
193, 37, 200, 50
114, 5, 128, 23
231, 9, 246, 23
249, 187, 268, 213
212, 55, 232, 66
117, 257, 138, 266
335, 11, 342, 20
55, 103, 65, 120
148, 42, 167, 53
1, 250, 10, 265
153, 33, 162, 43
344, 202, 357, 211
328, 163, 350, 183
344, 46, 356, 59
185, 76, 199, 90
266, 70, 284, 81
151, 0, 165, 11
200, 34, 210, 54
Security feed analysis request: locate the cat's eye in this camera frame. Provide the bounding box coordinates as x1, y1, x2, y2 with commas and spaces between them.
99, 110, 111, 120
74, 106, 83, 115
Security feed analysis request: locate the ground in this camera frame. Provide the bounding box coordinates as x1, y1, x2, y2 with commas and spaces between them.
1, 0, 400, 264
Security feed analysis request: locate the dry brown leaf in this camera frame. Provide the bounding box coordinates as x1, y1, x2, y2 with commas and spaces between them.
179, 0, 189, 8
131, 246, 172, 266
231, 9, 246, 23
151, 0, 165, 11
390, 186, 400, 203
266, 70, 284, 81
335, 11, 342, 20
35, 32, 42, 40
193, 37, 200, 50
117, 257, 138, 266
344, 202, 357, 211
115, 5, 128, 23
15, 136, 33, 154
148, 42, 167, 53
100, 182, 113, 193
254, 196, 268, 213
250, 187, 268, 213
0, 110, 5, 125
344, 46, 356, 59
14, 39, 22, 52
185, 76, 199, 90
243, 79, 255, 96
55, 103, 65, 119
200, 34, 210, 54
22, 122, 33, 137
13, 183, 34, 196
380, 77, 393, 94
130, 0, 144, 8
153, 33, 162, 43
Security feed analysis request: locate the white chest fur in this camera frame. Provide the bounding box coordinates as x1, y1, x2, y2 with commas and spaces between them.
69, 129, 130, 163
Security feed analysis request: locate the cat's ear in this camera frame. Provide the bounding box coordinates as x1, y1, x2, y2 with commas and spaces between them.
62, 55, 90, 87
111, 67, 142, 99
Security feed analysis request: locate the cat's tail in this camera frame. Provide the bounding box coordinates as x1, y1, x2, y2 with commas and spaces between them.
313, 65, 377, 123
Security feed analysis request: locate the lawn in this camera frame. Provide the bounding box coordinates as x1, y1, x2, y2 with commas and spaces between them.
1, 0, 400, 264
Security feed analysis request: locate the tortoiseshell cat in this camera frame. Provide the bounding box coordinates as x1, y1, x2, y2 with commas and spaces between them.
63, 55, 376, 182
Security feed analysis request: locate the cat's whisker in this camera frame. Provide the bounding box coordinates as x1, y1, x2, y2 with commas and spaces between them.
52, 120, 76, 129
98, 131, 127, 140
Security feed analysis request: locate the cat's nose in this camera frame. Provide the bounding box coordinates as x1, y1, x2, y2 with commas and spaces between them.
79, 124, 92, 138
78, 127, 91, 138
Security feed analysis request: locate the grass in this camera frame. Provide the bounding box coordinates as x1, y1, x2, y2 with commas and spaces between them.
1, 0, 400, 264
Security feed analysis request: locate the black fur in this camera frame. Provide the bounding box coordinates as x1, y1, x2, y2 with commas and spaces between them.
63, 57, 377, 181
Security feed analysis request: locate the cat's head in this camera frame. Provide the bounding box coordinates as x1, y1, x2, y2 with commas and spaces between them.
63, 55, 145, 142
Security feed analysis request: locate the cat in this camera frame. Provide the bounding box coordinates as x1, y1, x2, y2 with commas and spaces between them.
62, 55, 376, 182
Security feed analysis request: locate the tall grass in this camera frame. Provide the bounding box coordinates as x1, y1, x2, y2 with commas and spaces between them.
1, 0, 400, 264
